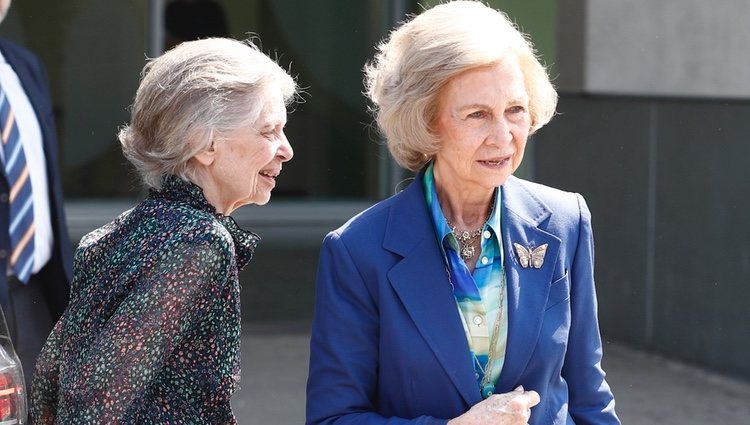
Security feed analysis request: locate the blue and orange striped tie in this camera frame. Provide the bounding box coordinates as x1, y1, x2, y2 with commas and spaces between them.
0, 85, 34, 283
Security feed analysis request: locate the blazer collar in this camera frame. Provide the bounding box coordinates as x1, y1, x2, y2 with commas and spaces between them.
0, 40, 55, 154
498, 176, 562, 390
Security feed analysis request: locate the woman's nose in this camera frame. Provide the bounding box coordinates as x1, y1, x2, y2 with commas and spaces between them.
487, 118, 513, 146
278, 131, 294, 161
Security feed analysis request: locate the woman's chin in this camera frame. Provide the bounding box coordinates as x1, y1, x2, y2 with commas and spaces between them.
479, 173, 511, 190
249, 192, 272, 206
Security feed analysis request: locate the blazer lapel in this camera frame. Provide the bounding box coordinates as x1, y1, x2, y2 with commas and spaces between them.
384, 178, 482, 407
497, 177, 562, 390
0, 41, 51, 149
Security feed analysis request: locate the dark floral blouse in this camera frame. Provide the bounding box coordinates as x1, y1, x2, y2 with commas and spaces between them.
31, 175, 259, 424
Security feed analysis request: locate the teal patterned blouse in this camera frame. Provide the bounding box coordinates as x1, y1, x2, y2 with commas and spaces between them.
31, 175, 259, 424
422, 163, 508, 397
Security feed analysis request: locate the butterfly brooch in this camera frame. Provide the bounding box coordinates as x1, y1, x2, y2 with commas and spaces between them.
513, 243, 548, 269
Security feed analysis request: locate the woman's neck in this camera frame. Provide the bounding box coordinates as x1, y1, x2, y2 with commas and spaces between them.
435, 184, 494, 231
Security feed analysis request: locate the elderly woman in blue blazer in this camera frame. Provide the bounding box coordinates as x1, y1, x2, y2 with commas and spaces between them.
306, 2, 620, 425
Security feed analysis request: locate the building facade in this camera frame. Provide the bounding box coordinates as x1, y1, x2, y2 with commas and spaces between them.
2, 0, 747, 381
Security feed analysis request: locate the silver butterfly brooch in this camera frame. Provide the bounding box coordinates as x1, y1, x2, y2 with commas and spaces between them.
513, 243, 548, 269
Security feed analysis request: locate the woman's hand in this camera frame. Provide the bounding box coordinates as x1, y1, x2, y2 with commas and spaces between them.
447, 386, 540, 425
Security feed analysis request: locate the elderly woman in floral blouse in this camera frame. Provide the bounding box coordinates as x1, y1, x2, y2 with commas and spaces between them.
31, 37, 296, 423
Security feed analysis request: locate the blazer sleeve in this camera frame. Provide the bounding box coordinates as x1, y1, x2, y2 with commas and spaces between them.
306, 232, 449, 425
32, 237, 232, 424
561, 194, 620, 424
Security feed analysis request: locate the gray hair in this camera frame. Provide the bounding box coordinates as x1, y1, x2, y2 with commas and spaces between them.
364, 0, 558, 172
119, 37, 297, 189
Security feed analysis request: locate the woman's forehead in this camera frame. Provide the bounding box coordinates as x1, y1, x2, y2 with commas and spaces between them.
255, 97, 287, 127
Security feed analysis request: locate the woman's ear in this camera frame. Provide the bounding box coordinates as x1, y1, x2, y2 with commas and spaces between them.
192, 140, 216, 167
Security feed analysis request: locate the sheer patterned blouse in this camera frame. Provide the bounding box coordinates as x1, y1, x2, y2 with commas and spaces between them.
31, 175, 259, 424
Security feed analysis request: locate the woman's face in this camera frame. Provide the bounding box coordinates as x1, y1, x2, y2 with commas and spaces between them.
0, 0, 11, 23
432, 59, 531, 195
207, 88, 293, 212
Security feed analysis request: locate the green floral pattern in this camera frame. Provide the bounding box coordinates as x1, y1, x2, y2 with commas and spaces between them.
31, 175, 258, 424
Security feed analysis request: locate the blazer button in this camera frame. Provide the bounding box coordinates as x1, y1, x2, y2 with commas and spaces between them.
0, 249, 7, 259
0, 193, 8, 203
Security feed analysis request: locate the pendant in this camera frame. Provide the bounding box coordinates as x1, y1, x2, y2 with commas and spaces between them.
459, 230, 471, 243
481, 383, 495, 399
460, 245, 475, 260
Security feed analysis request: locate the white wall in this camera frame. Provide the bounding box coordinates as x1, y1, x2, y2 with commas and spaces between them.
560, 0, 750, 98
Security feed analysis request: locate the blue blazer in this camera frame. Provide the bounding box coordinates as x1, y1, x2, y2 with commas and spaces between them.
306, 174, 619, 425
0, 38, 72, 318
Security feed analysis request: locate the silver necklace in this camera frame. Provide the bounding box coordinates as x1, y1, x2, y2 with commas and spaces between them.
446, 220, 484, 261
444, 264, 506, 399
445, 195, 494, 262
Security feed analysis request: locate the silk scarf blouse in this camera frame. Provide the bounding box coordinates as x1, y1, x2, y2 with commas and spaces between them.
422, 163, 508, 394
31, 175, 258, 424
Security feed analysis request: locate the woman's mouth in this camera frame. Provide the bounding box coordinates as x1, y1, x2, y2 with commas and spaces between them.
478, 156, 511, 167
259, 169, 280, 180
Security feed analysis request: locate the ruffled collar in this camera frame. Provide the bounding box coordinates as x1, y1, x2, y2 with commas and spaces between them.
149, 175, 260, 269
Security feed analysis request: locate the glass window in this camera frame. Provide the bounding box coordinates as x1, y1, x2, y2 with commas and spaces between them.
1, 0, 404, 201
1, 0, 552, 201
1, 0, 149, 198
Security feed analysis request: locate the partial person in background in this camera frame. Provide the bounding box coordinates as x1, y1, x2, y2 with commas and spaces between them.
0, 0, 73, 405
306, 1, 619, 424
31, 37, 296, 423
164, 0, 229, 50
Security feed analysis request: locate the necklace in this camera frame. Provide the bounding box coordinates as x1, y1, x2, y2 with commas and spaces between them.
444, 264, 506, 399
445, 194, 494, 262
445, 219, 485, 261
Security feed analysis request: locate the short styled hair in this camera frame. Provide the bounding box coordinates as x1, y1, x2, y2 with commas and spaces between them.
364, 0, 558, 171
119, 37, 297, 189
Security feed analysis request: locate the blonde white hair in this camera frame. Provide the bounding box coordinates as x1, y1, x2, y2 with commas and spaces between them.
119, 37, 297, 189
364, 0, 557, 171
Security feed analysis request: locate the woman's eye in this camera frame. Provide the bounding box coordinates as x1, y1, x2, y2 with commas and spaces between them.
467, 111, 487, 119
262, 127, 281, 140
508, 105, 526, 114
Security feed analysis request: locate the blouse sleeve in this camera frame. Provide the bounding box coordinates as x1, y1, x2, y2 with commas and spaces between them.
31, 315, 65, 424
54, 237, 232, 422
